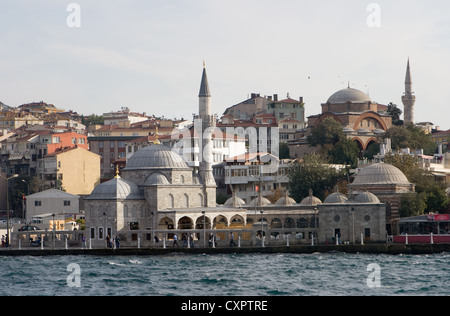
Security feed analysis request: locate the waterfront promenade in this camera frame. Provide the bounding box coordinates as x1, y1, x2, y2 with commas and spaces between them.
0, 243, 449, 256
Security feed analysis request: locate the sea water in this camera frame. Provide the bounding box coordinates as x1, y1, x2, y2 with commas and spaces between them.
0, 252, 448, 296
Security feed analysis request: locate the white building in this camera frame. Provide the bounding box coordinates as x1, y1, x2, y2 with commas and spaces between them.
25, 189, 81, 226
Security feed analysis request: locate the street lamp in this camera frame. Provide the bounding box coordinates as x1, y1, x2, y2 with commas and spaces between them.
260, 210, 265, 248
202, 210, 206, 248
0, 174, 18, 248
21, 179, 29, 222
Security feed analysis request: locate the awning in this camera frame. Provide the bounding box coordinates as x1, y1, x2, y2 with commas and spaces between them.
8, 153, 24, 160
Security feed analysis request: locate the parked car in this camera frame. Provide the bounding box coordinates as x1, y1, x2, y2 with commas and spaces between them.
18, 225, 42, 232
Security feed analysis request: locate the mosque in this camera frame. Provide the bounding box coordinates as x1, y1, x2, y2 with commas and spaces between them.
84, 64, 413, 247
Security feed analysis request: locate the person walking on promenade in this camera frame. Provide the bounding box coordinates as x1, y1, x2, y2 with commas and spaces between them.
229, 232, 236, 247
173, 234, 179, 247
154, 235, 160, 247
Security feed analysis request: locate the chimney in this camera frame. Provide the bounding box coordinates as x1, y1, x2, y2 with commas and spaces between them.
299, 96, 304, 104
273, 94, 278, 102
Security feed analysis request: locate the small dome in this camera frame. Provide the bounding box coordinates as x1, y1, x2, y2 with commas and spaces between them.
324, 192, 348, 204
354, 191, 380, 204
145, 172, 170, 186
351, 163, 411, 186
86, 177, 143, 200
327, 87, 371, 104
224, 196, 246, 207
248, 196, 272, 207
300, 195, 322, 206
125, 144, 189, 170
275, 196, 296, 206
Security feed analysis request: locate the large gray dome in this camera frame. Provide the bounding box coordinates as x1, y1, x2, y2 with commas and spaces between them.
125, 144, 189, 170
86, 177, 144, 200
352, 163, 410, 186
327, 87, 371, 104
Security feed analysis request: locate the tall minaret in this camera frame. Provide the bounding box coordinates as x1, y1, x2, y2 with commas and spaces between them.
402, 58, 416, 124
197, 62, 216, 206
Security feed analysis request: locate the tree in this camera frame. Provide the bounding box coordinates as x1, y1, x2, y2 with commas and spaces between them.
307, 116, 344, 147
306, 116, 359, 166
384, 123, 436, 155
385, 153, 449, 214
387, 102, 403, 126
399, 193, 426, 218
288, 153, 347, 202
82, 114, 104, 126
279, 142, 290, 159
328, 137, 360, 168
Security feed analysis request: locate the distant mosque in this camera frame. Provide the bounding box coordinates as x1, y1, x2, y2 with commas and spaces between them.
291, 58, 415, 157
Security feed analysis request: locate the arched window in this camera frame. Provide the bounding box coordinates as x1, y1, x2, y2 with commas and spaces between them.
169, 194, 175, 208
124, 205, 129, 218
271, 218, 282, 229
297, 217, 308, 228
184, 194, 189, 208
198, 193, 204, 207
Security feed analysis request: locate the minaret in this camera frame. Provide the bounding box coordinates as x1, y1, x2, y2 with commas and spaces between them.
197, 62, 216, 206
402, 58, 416, 124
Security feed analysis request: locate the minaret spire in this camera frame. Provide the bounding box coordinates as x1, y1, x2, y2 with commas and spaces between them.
196, 62, 216, 206
402, 58, 416, 124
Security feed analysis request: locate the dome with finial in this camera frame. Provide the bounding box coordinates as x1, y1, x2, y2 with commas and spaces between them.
224, 195, 246, 208
86, 176, 144, 200
327, 87, 371, 104
125, 143, 189, 170
275, 191, 297, 206
300, 189, 322, 206
324, 187, 348, 204
354, 191, 380, 204
248, 196, 272, 207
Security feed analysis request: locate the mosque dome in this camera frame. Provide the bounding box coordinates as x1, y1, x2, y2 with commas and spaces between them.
300, 195, 322, 206
300, 189, 322, 206
86, 176, 144, 200
354, 191, 380, 204
248, 196, 272, 207
125, 144, 189, 170
327, 87, 371, 104
144, 172, 170, 186
351, 163, 410, 186
324, 192, 349, 204
275, 196, 297, 206
224, 196, 246, 208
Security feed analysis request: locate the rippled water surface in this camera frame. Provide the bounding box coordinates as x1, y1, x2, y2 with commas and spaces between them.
0, 252, 449, 296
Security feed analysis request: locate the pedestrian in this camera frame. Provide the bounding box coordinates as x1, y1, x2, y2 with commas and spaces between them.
115, 236, 120, 248
173, 234, 179, 247
81, 235, 87, 249
154, 235, 160, 247
229, 232, 236, 247
106, 234, 112, 248
1, 235, 4, 248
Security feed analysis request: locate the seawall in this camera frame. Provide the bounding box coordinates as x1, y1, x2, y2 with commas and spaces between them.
0, 243, 449, 256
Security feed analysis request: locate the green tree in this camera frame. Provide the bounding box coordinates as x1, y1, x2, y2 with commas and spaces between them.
387, 102, 403, 126
82, 114, 104, 126
288, 153, 347, 202
384, 123, 436, 155
307, 116, 344, 147
385, 153, 449, 214
398, 193, 426, 218
328, 137, 359, 168
307, 116, 359, 166
279, 142, 290, 159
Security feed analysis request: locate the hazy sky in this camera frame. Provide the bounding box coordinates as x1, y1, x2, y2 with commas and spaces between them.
1, 0, 449, 129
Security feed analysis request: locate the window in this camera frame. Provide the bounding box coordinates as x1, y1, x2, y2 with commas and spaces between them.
64, 200, 71, 206
35, 200, 42, 207
52, 136, 60, 144
98, 227, 104, 239
78, 138, 86, 144
90, 228, 95, 239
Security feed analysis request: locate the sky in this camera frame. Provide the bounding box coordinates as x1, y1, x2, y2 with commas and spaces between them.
0, 0, 449, 129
